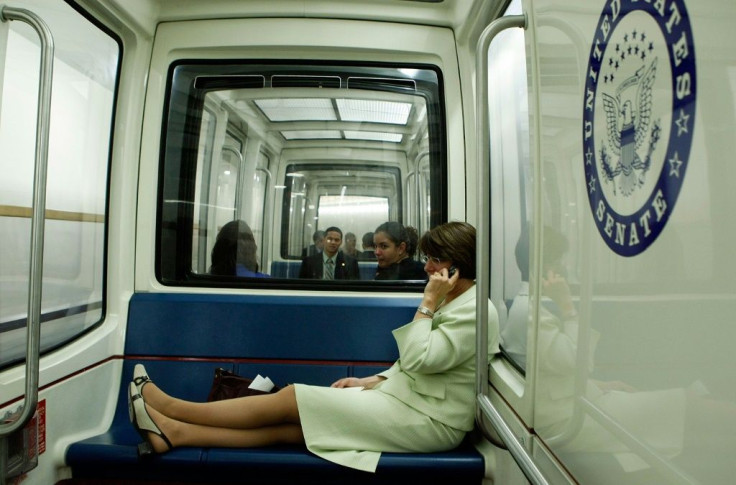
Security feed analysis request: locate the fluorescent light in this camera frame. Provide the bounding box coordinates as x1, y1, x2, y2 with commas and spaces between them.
337, 99, 411, 125
343, 130, 402, 143
255, 98, 336, 121
282, 130, 342, 140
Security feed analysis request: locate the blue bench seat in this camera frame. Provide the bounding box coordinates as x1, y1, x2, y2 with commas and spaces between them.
65, 293, 484, 484
68, 416, 482, 484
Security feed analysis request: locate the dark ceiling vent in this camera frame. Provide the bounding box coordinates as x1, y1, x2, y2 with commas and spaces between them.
271, 75, 341, 88
194, 75, 265, 90
347, 76, 416, 93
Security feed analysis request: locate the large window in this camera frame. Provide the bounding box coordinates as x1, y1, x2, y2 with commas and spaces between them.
0, 0, 119, 368
158, 62, 446, 288
488, 0, 533, 373
280, 164, 400, 261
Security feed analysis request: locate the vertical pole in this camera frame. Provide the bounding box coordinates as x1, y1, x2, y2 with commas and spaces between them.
0, 6, 54, 483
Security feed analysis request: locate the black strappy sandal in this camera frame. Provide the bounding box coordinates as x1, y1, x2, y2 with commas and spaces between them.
133, 364, 152, 395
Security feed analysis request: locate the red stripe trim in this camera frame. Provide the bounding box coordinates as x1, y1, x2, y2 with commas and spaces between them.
1, 355, 392, 408
1, 356, 117, 409
124, 355, 393, 367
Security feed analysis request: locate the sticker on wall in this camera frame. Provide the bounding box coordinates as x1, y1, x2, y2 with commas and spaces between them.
583, 0, 696, 256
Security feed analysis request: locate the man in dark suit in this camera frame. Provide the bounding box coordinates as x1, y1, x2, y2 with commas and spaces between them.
358, 231, 377, 260
299, 226, 360, 280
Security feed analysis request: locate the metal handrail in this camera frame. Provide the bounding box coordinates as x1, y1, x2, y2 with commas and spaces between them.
577, 397, 697, 484
403, 170, 416, 224
256, 166, 273, 267
478, 395, 550, 485
222, 145, 245, 218
414, 151, 429, 234
0, 6, 54, 484
474, 12, 550, 485
0, 5, 54, 440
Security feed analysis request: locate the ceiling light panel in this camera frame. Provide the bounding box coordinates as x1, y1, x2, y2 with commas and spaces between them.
255, 98, 336, 121
336, 99, 411, 125
343, 131, 402, 143
281, 130, 343, 140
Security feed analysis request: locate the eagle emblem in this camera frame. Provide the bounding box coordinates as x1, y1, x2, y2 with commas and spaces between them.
599, 58, 661, 196
583, 0, 696, 256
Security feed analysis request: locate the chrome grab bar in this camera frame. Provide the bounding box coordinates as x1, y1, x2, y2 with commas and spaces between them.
414, 151, 429, 234
475, 12, 550, 485
478, 395, 550, 485
222, 145, 245, 218
403, 170, 416, 224
0, 4, 54, 475
256, 166, 273, 265
577, 397, 696, 484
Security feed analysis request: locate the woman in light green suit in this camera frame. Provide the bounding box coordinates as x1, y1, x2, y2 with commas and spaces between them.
129, 221, 500, 472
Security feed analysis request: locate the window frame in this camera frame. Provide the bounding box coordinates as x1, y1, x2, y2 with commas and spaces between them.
0, 0, 122, 369
156, 60, 447, 291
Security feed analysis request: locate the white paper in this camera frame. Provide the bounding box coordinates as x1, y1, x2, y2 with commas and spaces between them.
341, 386, 365, 392
248, 374, 275, 392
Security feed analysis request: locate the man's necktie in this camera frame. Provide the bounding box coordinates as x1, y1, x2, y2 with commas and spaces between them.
324, 258, 335, 280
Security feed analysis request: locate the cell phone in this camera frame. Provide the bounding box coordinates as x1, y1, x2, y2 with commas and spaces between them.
448, 265, 457, 277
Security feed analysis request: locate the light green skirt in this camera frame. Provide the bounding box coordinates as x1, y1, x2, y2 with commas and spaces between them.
294, 384, 465, 473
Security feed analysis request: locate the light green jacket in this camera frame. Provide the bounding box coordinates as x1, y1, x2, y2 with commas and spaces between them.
376, 285, 500, 431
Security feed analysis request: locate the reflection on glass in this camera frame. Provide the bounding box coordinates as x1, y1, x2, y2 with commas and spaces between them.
488, 4, 532, 371
160, 64, 443, 285
210, 220, 269, 278
502, 224, 736, 483
0, 0, 118, 367
297, 226, 360, 280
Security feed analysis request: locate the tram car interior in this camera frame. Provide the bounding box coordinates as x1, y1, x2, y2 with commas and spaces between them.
1, 0, 735, 484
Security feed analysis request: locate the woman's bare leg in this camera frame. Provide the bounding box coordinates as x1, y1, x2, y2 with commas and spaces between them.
142, 383, 300, 429
143, 404, 304, 453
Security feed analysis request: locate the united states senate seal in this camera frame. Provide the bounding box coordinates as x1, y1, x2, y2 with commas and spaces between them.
583, 0, 696, 256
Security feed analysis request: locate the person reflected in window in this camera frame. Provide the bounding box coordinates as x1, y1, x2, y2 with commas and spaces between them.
210, 220, 269, 278
128, 222, 500, 473
373, 222, 426, 280
301, 230, 325, 258
404, 225, 421, 259
358, 231, 377, 260
344, 232, 359, 258
299, 226, 359, 280
501, 226, 573, 370
506, 227, 736, 477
